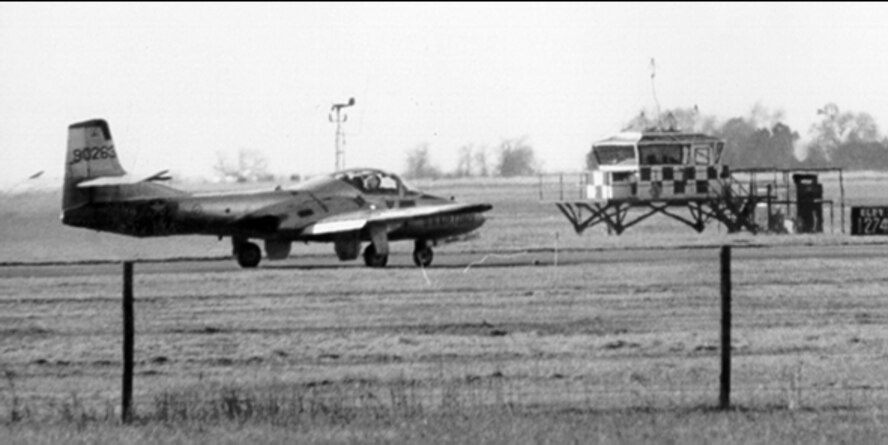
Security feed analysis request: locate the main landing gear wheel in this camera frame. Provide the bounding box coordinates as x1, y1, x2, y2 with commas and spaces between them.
235, 242, 262, 268
413, 242, 434, 267
363, 244, 389, 268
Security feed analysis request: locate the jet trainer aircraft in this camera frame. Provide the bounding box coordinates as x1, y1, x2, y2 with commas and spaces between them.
61, 119, 492, 268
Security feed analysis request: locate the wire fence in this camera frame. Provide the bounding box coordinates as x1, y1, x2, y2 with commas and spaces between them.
2, 243, 887, 424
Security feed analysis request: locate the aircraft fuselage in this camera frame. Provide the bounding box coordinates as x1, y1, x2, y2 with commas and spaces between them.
63, 183, 486, 243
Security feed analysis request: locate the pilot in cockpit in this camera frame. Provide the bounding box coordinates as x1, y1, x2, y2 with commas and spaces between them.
364, 174, 381, 191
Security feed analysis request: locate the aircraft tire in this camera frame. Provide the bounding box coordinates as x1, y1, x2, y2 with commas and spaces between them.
363, 244, 388, 268
412, 245, 434, 267
236, 242, 262, 268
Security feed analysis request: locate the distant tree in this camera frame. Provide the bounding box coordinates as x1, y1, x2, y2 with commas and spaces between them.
806, 103, 888, 169
403, 144, 442, 179
453, 144, 491, 177
806, 103, 842, 162
695, 112, 721, 135
455, 145, 474, 178
714, 105, 799, 169
496, 137, 538, 177
800, 144, 829, 168
717, 119, 799, 169
659, 107, 703, 132
717, 117, 757, 168
834, 140, 888, 170
748, 102, 786, 129
474, 146, 489, 177
763, 122, 800, 168
622, 106, 720, 134
214, 149, 273, 182
623, 110, 653, 131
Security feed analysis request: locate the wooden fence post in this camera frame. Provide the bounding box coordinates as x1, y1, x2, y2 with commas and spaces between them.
719, 246, 732, 410
122, 261, 134, 423
538, 174, 543, 200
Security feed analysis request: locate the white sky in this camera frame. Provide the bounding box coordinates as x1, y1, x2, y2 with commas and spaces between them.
3, 2, 888, 185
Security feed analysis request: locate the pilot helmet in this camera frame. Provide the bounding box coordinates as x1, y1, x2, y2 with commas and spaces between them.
366, 175, 381, 190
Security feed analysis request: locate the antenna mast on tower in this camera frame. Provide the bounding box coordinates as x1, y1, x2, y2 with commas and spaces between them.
650, 58, 661, 129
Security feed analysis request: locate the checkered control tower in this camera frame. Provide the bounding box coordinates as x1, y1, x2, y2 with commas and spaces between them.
586, 131, 730, 201
557, 129, 761, 234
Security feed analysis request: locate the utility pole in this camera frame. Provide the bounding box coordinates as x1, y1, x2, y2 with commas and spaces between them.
329, 97, 356, 171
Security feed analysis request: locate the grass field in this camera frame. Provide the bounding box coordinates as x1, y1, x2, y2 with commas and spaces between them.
3, 173, 888, 443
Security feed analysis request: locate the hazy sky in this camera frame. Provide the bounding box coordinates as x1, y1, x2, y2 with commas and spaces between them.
3, 2, 888, 185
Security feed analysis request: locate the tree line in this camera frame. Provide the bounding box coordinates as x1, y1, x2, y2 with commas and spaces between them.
406, 102, 888, 180
593, 102, 888, 171
211, 139, 542, 183
403, 137, 540, 180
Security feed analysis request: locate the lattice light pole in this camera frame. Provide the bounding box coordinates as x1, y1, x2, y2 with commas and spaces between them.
329, 97, 355, 171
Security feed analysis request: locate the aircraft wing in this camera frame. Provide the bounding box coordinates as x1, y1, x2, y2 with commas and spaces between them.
300, 203, 492, 236
366, 203, 492, 223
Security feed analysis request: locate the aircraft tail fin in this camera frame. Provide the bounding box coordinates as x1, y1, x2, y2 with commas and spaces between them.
66, 119, 126, 180
63, 119, 127, 211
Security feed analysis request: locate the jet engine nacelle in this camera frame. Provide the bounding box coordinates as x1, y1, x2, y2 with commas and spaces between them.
333, 233, 360, 260
264, 240, 292, 260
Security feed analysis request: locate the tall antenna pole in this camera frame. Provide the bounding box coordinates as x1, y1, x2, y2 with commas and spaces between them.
329, 97, 356, 171
650, 58, 661, 129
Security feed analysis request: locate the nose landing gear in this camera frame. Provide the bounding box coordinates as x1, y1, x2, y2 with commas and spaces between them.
412, 240, 434, 267
362, 243, 389, 268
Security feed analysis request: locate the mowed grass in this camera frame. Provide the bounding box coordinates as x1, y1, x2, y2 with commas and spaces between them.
3, 173, 888, 443
3, 248, 888, 442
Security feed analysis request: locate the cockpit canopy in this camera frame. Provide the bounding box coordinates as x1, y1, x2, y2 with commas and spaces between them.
333, 169, 420, 196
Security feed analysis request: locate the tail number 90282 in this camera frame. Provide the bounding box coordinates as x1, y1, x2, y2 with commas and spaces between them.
71, 146, 117, 163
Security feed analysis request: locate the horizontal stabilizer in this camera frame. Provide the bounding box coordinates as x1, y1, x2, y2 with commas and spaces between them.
77, 170, 171, 188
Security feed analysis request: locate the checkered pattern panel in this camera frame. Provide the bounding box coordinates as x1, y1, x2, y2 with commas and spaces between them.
585, 164, 729, 201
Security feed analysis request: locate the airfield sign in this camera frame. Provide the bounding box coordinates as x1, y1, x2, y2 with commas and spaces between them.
851, 206, 888, 235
